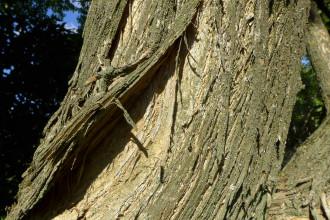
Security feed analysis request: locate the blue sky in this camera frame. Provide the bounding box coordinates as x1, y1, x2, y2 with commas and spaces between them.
62, 0, 81, 30
301, 55, 311, 66
63, 11, 80, 31
46, 8, 80, 31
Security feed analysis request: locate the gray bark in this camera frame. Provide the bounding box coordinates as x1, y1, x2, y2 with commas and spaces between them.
7, 0, 309, 219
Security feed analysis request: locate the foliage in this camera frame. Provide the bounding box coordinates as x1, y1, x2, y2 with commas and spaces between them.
284, 61, 326, 165
316, 0, 330, 31
0, 0, 89, 216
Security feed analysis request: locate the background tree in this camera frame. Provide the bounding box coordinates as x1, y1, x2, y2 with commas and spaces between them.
269, 1, 330, 219
0, 0, 89, 216
283, 0, 329, 164
2, 0, 330, 219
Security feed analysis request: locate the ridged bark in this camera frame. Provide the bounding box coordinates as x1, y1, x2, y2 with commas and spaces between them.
269, 2, 330, 219
8, 0, 309, 219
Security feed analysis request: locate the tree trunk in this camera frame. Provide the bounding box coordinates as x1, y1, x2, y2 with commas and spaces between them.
8, 0, 310, 219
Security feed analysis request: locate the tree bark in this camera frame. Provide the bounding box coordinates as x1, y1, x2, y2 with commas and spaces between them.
269, 2, 330, 219
8, 0, 310, 219
307, 2, 330, 111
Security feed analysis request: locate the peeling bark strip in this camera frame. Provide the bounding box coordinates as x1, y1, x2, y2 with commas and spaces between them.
8, 0, 309, 219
